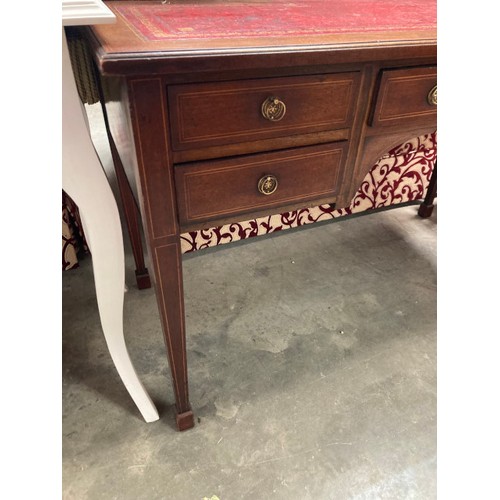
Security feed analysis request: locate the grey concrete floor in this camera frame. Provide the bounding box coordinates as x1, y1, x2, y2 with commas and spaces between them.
62, 205, 436, 499
62, 105, 436, 499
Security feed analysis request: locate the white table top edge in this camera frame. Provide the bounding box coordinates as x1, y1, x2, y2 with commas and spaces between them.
62, 0, 116, 26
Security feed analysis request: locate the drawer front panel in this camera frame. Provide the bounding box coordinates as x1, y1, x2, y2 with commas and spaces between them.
175, 142, 347, 224
168, 73, 360, 151
370, 66, 437, 127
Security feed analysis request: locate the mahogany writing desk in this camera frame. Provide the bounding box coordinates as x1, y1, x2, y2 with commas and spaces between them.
87, 0, 437, 430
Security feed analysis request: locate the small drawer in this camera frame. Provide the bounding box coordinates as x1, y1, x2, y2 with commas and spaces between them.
370, 66, 437, 127
175, 142, 348, 225
168, 73, 360, 151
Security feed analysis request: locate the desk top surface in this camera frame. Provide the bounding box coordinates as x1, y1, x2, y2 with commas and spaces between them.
89, 0, 436, 74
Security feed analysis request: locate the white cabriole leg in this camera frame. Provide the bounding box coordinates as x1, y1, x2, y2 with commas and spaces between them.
62, 30, 159, 422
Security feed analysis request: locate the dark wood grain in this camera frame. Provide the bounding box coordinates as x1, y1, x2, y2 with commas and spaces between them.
168, 73, 360, 151
95, 71, 151, 289
129, 79, 179, 240
128, 78, 194, 431
172, 129, 350, 164
370, 66, 437, 128
175, 142, 347, 225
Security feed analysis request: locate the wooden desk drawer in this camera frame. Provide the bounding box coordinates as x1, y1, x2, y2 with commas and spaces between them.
175, 142, 347, 225
370, 66, 437, 127
168, 74, 359, 151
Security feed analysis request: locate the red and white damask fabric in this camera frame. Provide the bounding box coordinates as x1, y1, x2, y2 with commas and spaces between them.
62, 191, 88, 270
180, 132, 436, 254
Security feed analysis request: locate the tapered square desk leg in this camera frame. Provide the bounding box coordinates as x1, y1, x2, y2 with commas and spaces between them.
150, 242, 194, 431
127, 77, 194, 430
418, 162, 437, 218
95, 73, 152, 290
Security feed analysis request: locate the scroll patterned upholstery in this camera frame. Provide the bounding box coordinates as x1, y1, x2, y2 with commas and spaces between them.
62, 191, 88, 270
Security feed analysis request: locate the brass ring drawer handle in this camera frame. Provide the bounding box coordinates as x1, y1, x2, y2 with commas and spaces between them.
427, 85, 437, 106
261, 96, 286, 121
258, 174, 278, 195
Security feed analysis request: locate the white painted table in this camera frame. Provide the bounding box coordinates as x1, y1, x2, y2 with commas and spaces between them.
62, 0, 159, 422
